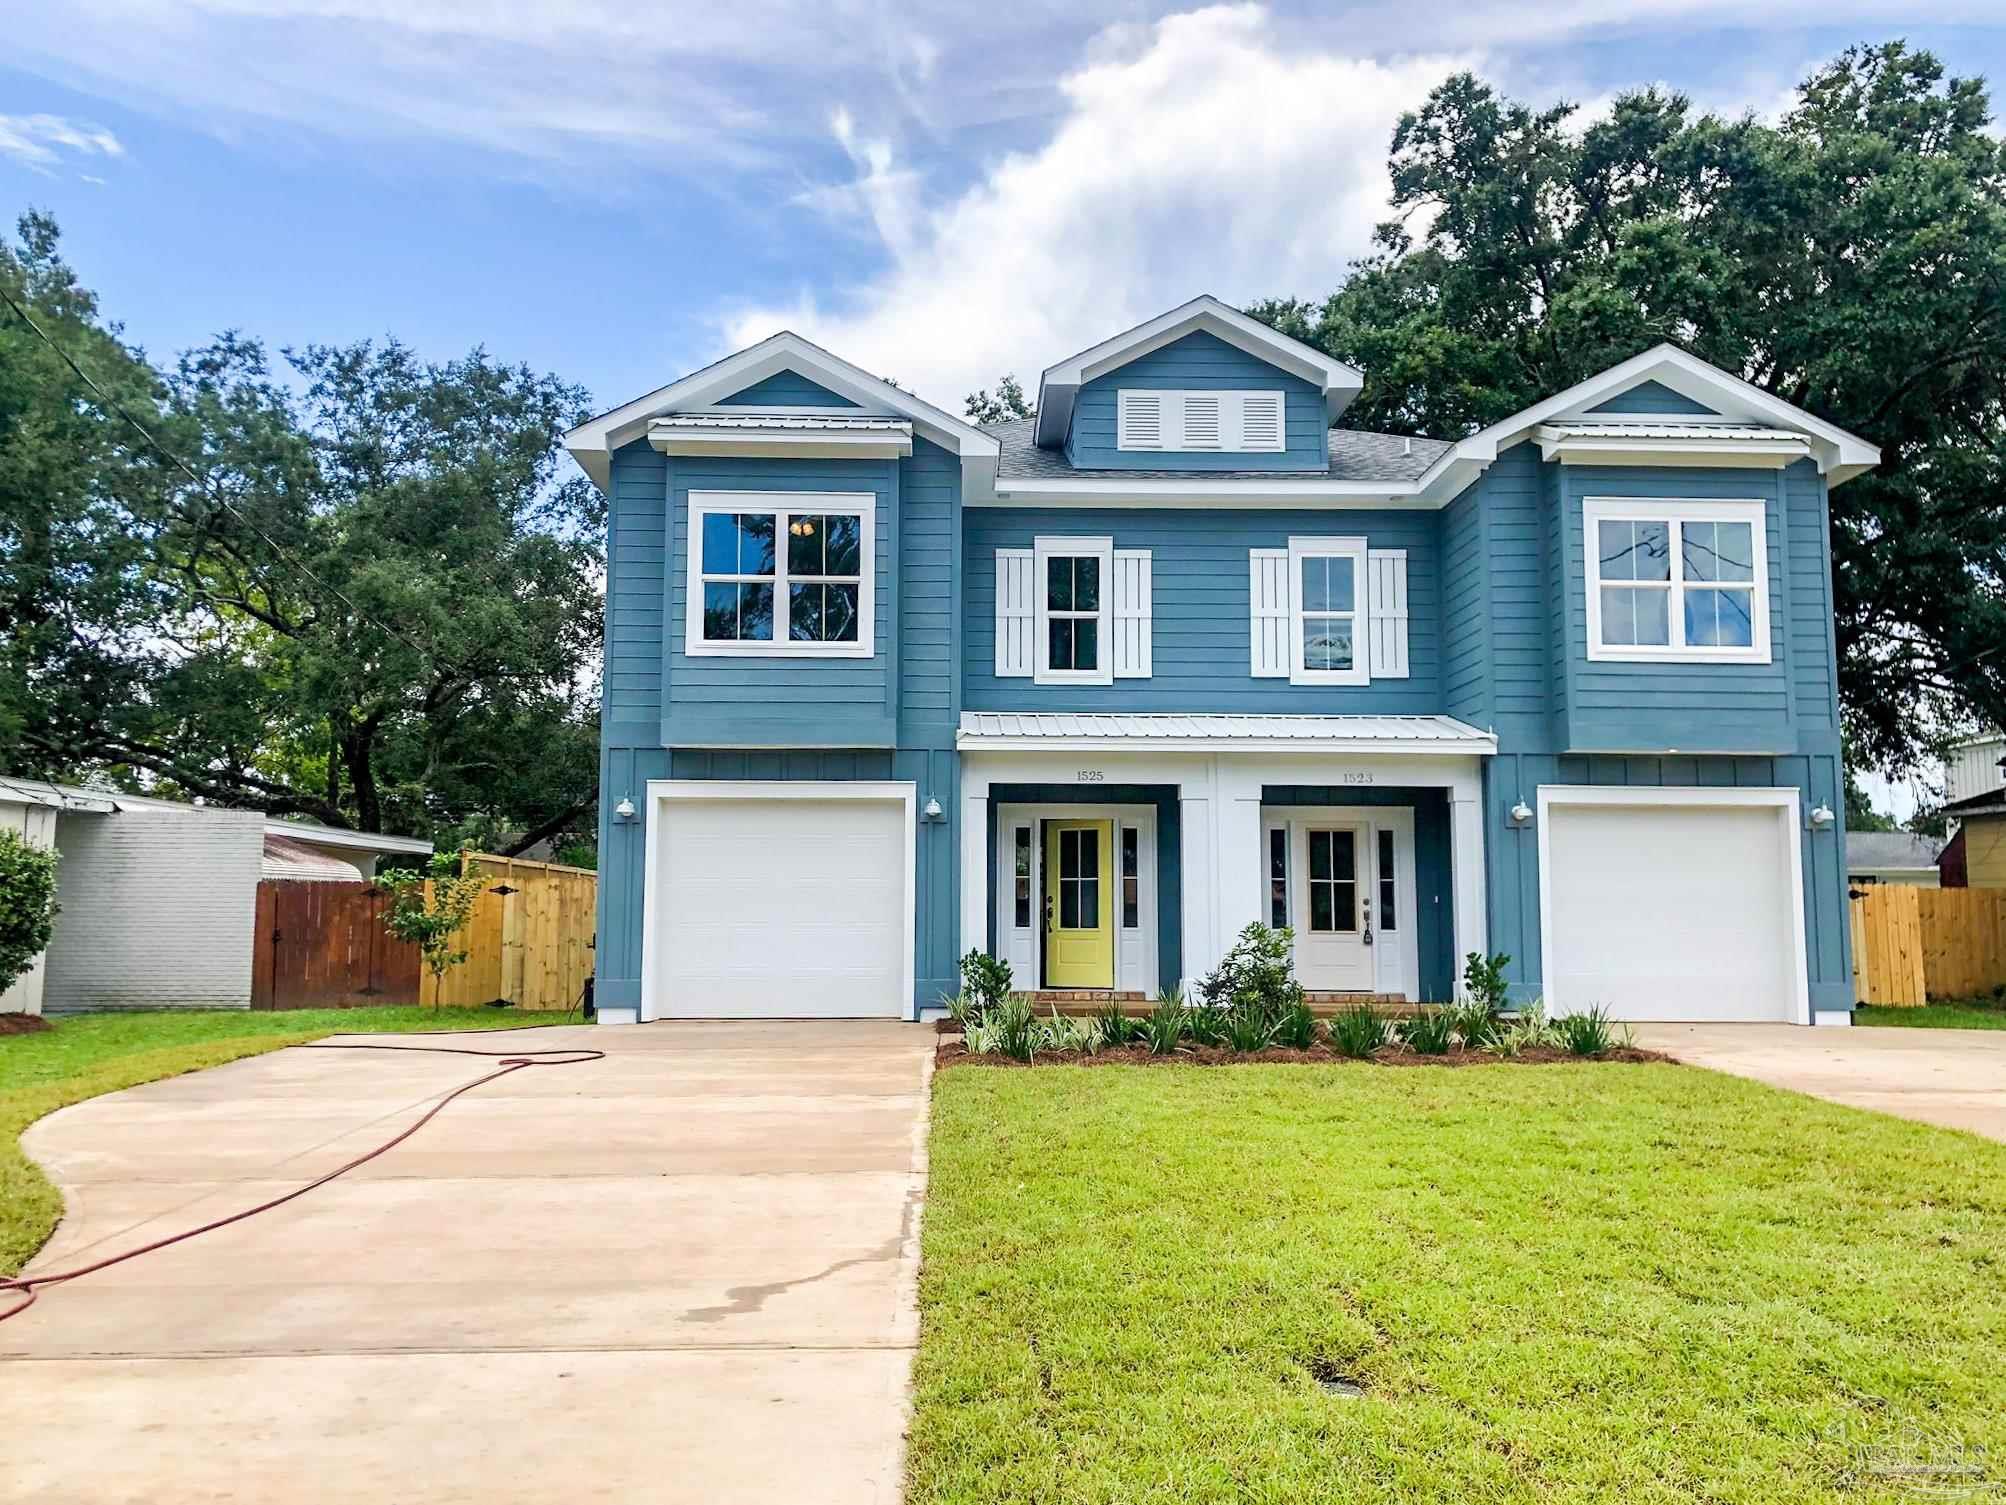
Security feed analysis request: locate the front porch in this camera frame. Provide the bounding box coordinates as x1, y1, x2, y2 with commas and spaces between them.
957, 713, 1495, 1004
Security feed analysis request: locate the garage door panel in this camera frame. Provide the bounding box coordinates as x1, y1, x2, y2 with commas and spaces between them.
654, 794, 908, 1019
1546, 799, 1801, 1022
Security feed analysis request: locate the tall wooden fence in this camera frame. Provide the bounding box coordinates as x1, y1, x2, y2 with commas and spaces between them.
1850, 885, 2006, 1006
253, 853, 595, 1011
420, 854, 598, 1011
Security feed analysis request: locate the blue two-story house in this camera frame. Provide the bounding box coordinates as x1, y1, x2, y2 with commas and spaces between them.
565, 297, 1877, 1027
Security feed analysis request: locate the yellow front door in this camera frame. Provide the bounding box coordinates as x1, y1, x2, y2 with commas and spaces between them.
1044, 820, 1114, 988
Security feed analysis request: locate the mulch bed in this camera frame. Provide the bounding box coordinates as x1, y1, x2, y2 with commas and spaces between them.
0, 1013, 52, 1036
935, 1037, 1670, 1070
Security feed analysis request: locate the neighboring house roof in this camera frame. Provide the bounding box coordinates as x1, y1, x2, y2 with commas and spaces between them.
261, 833, 368, 882
1033, 294, 1365, 448
0, 777, 118, 814
0, 777, 432, 859
956, 711, 1496, 753
984, 417, 1452, 485
1943, 789, 2006, 820
1846, 831, 1945, 873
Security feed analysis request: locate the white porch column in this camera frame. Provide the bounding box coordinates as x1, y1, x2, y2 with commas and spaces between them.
1177, 763, 1215, 991
1449, 785, 1489, 990
959, 768, 991, 963
1214, 772, 1266, 963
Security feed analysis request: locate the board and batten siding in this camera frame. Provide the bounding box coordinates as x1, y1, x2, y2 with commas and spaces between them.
962, 507, 1439, 715
1064, 331, 1329, 472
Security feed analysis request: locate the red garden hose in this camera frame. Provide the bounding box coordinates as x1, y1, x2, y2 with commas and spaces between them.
0, 1033, 605, 1326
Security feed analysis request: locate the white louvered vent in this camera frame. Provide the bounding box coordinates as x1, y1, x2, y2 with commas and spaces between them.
995, 549, 1034, 677
1249, 549, 1290, 677
1112, 550, 1153, 678
1368, 550, 1409, 679
1116, 390, 1288, 453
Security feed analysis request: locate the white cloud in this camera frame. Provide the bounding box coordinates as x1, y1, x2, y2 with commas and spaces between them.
722, 6, 1469, 406
0, 113, 125, 175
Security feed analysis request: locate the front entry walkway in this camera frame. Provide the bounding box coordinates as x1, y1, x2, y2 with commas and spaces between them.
1633, 1022, 2006, 1142
3, 1021, 933, 1504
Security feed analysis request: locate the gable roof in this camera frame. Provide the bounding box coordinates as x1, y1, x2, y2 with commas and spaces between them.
562, 331, 999, 490
1033, 295, 1363, 448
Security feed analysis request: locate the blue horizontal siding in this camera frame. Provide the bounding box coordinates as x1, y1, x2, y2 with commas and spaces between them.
963, 507, 1440, 714
717, 370, 859, 407
1064, 331, 1328, 471
899, 438, 958, 745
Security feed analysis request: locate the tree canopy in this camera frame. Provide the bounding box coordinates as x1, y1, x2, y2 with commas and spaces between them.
965, 374, 1035, 424
1253, 43, 2006, 773
0, 213, 602, 852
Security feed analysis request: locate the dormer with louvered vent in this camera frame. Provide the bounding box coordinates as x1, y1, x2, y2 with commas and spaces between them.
1116, 389, 1284, 453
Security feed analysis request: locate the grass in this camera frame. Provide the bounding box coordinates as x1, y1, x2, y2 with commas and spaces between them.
1, 1005, 570, 1276
912, 1063, 2006, 1504
1858, 999, 2006, 1030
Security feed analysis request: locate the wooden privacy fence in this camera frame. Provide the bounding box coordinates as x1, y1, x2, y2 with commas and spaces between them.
420, 854, 598, 1012
1850, 885, 2006, 1006
253, 853, 595, 1011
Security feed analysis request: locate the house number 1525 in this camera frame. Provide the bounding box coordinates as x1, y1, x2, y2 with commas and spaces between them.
1076, 770, 1104, 783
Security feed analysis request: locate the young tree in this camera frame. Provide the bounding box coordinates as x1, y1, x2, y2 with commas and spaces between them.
380, 850, 491, 1007
1253, 43, 2006, 776
0, 828, 58, 1002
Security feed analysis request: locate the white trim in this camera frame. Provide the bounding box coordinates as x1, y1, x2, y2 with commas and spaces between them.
1534, 426, 1810, 469
649, 422, 912, 460
1286, 536, 1369, 686
595, 1008, 641, 1027
1116, 389, 1286, 453
1261, 807, 1419, 998
1032, 535, 1115, 686
993, 803, 1159, 995
1534, 784, 1811, 1026
1583, 497, 1770, 665
1812, 1010, 1854, 1027
683, 490, 875, 659
1035, 295, 1362, 446
638, 779, 917, 1023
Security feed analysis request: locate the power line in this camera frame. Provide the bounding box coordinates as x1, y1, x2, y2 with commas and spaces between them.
0, 282, 441, 666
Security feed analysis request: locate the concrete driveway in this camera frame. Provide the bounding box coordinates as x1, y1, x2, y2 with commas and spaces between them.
1632, 1021, 2006, 1142
2, 1020, 934, 1505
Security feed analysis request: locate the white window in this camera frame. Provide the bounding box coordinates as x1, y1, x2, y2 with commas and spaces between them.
1117, 390, 1286, 453
1033, 536, 1112, 685
685, 492, 874, 657
1584, 498, 1769, 664
1285, 537, 1369, 686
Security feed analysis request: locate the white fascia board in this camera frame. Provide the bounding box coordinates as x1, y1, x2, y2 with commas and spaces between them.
1534, 433, 1812, 469
1469, 344, 1880, 485
1034, 295, 1363, 446
650, 425, 914, 461
985, 476, 1425, 507
562, 330, 996, 488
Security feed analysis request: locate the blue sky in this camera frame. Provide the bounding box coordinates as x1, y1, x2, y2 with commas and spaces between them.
6, 2, 2002, 812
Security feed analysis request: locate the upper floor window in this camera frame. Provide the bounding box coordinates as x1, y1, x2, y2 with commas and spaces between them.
685, 491, 874, 658
1032, 535, 1113, 685
1117, 390, 1284, 453
1286, 537, 1369, 686
1584, 498, 1769, 665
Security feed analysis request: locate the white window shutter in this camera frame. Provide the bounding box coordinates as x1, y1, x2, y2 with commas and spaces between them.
1117, 391, 1164, 450
1113, 549, 1152, 678
1368, 549, 1409, 679
1181, 393, 1222, 449
995, 549, 1034, 677
1240, 392, 1284, 451
1249, 548, 1290, 677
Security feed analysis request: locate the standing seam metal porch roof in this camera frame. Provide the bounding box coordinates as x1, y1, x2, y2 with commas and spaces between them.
957, 712, 1495, 750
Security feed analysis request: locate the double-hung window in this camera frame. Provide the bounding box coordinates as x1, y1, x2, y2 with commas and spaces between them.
1032, 535, 1114, 685
1285, 537, 1368, 686
1584, 498, 1768, 664
686, 492, 873, 657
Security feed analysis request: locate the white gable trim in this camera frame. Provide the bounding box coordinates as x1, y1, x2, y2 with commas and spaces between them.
562, 331, 998, 489
1035, 295, 1363, 447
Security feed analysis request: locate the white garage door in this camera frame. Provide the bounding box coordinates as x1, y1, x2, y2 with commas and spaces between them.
651, 789, 909, 1019
1543, 795, 1805, 1022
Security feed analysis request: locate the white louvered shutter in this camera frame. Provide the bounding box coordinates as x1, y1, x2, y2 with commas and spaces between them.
995, 549, 1034, 677
1239, 392, 1284, 451
1112, 549, 1152, 678
1368, 549, 1409, 679
1117, 391, 1164, 450
1249, 548, 1290, 677
1181, 393, 1223, 449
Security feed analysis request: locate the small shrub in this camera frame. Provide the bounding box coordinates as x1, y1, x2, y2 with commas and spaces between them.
1329, 1004, 1388, 1059
0, 828, 60, 997
941, 990, 982, 1032
1486, 1002, 1560, 1058
1400, 1007, 1455, 1055
991, 993, 1038, 1062
1096, 995, 1141, 1046
1185, 1001, 1230, 1047
959, 950, 1014, 1013
1222, 994, 1277, 1053
1448, 1001, 1503, 1050
1197, 922, 1305, 1025
1272, 997, 1319, 1050
1554, 1005, 1630, 1057
1143, 988, 1188, 1055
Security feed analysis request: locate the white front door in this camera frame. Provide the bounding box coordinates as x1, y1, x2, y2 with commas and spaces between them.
1293, 822, 1375, 991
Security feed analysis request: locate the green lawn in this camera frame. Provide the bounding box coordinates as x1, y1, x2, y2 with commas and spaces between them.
1858, 1000, 2006, 1030
2, 1006, 569, 1275
913, 1063, 2006, 1504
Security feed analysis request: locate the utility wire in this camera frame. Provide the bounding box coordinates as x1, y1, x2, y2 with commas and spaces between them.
0, 282, 440, 666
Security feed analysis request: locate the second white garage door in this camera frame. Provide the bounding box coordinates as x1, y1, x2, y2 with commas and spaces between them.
1540, 791, 1806, 1022
649, 785, 911, 1019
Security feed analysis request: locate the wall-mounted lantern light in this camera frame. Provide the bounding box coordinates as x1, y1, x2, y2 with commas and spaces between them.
923, 797, 944, 822
1508, 800, 1534, 827
614, 795, 637, 821
1808, 803, 1835, 830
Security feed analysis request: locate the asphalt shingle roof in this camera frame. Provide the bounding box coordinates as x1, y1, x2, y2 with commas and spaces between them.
979, 416, 1452, 485
1845, 832, 1945, 870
